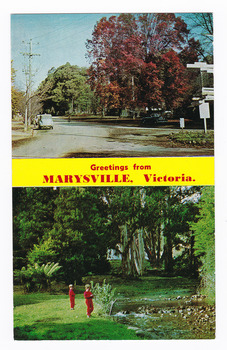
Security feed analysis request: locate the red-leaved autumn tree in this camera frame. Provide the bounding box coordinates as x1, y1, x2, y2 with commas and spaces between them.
86, 13, 201, 114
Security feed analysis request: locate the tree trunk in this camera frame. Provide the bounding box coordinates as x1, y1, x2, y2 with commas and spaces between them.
163, 233, 173, 273
189, 234, 199, 277
121, 224, 145, 277
157, 224, 161, 267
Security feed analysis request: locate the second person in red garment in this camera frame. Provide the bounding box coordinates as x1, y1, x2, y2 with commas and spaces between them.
84, 284, 94, 317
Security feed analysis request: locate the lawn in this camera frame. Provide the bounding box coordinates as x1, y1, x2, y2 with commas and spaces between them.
14, 292, 139, 340
14, 272, 216, 340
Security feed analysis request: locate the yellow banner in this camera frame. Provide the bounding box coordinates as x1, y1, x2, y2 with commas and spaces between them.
12, 157, 214, 187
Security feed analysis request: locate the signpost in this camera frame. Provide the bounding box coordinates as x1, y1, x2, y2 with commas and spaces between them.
199, 102, 210, 133
187, 62, 213, 134
180, 118, 185, 131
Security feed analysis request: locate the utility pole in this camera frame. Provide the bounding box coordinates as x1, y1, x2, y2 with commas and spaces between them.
21, 39, 40, 131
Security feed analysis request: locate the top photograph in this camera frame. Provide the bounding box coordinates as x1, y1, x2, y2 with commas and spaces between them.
11, 13, 214, 159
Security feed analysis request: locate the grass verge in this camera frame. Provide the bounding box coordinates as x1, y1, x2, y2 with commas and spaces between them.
168, 131, 214, 148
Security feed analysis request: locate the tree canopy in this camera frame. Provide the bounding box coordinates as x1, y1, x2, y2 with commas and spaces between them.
13, 186, 214, 286
38, 63, 95, 115
190, 187, 215, 302
86, 13, 202, 114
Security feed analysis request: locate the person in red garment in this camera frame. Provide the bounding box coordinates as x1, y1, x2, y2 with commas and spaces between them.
69, 284, 75, 310
84, 284, 94, 317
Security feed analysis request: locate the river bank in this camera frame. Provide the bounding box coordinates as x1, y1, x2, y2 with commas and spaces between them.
14, 274, 215, 340
112, 295, 215, 339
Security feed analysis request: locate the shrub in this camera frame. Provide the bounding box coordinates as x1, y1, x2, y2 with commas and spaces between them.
14, 262, 61, 292
27, 240, 56, 266
91, 279, 116, 316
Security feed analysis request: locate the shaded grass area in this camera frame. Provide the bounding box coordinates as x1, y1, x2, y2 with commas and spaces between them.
168, 131, 214, 148
14, 320, 138, 340
82, 274, 199, 300
14, 293, 66, 307
14, 294, 138, 340
115, 276, 198, 298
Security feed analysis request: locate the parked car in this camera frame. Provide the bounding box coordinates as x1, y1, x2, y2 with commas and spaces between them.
140, 110, 173, 126
35, 114, 54, 129
140, 112, 166, 126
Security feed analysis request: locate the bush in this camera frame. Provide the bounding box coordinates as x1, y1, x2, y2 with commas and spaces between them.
91, 279, 116, 316
14, 262, 61, 292
27, 240, 56, 266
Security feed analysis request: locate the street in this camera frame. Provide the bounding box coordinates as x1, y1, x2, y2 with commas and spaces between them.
12, 118, 214, 158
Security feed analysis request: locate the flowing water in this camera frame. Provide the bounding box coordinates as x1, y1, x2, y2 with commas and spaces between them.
111, 296, 215, 339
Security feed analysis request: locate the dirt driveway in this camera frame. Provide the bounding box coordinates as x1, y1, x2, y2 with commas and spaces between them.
12, 119, 214, 158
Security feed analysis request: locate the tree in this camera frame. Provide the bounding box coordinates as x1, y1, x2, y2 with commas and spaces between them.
11, 61, 25, 118
13, 188, 58, 269
161, 187, 201, 274
190, 187, 215, 303
86, 13, 201, 114
13, 186, 210, 284
100, 187, 200, 277
141, 188, 166, 268
43, 187, 110, 282
38, 63, 95, 115
185, 13, 213, 63
141, 187, 200, 274
191, 187, 214, 256
13, 187, 111, 283
103, 187, 146, 277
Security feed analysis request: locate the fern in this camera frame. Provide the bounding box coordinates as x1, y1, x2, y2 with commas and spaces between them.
16, 262, 61, 292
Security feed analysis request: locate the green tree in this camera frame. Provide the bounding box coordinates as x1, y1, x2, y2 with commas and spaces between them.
160, 187, 200, 274
44, 187, 110, 282
190, 187, 215, 303
104, 187, 200, 277
38, 63, 96, 115
105, 187, 145, 277
13, 188, 58, 269
134, 187, 199, 275
141, 187, 166, 268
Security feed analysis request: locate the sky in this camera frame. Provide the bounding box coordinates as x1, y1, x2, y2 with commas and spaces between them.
11, 13, 117, 91
11, 12, 201, 92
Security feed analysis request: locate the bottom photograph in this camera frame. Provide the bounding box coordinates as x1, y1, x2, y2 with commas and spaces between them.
13, 186, 215, 340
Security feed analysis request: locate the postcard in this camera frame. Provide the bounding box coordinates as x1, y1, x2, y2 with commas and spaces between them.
8, 10, 219, 344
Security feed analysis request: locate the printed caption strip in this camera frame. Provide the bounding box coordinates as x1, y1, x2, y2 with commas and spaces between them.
12, 157, 214, 187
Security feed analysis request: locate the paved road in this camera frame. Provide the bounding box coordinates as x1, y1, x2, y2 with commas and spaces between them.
12, 118, 214, 158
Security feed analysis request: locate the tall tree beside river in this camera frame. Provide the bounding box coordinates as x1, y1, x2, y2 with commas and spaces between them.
190, 187, 215, 303
103, 187, 146, 276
